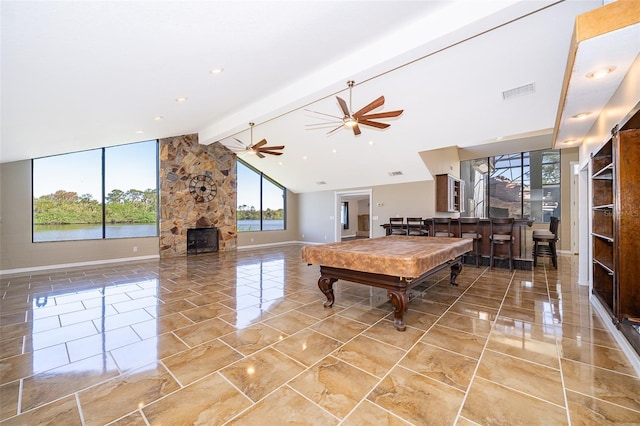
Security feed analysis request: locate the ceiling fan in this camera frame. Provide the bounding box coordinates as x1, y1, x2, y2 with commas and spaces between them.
306, 80, 404, 136
231, 122, 284, 158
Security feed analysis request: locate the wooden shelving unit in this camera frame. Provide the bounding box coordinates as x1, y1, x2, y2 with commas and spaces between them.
591, 121, 640, 355
435, 174, 463, 213
591, 139, 614, 313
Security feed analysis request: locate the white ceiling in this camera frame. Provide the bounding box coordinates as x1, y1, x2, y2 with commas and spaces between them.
2, 0, 628, 193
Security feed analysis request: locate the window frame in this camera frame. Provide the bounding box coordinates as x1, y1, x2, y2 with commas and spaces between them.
461, 148, 561, 222
32, 140, 159, 242
236, 158, 287, 232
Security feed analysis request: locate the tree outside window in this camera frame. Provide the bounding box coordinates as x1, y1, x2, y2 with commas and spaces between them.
460, 149, 560, 222
33, 140, 158, 242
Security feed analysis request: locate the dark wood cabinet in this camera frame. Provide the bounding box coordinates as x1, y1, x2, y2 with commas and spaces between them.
435, 174, 463, 213
591, 123, 640, 354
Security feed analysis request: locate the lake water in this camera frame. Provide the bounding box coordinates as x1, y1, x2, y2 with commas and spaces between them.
33, 220, 283, 241
237, 220, 284, 232
33, 223, 158, 242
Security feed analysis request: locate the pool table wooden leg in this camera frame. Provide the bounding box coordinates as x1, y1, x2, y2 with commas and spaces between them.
450, 260, 463, 286
387, 290, 408, 331
318, 275, 338, 307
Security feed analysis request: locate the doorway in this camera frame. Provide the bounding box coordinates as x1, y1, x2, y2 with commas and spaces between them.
578, 160, 590, 286
570, 161, 579, 254
334, 190, 372, 242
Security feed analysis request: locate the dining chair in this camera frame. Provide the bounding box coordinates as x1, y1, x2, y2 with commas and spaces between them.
389, 217, 406, 235
533, 216, 559, 268
459, 217, 482, 267
406, 217, 428, 236
489, 217, 515, 271
432, 217, 453, 237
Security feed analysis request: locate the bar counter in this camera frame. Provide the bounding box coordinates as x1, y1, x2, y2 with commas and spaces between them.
381, 217, 534, 270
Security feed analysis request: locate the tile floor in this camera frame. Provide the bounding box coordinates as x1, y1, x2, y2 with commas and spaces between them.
1, 244, 640, 425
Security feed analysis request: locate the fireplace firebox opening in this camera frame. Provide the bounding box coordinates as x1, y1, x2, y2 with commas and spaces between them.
187, 227, 219, 254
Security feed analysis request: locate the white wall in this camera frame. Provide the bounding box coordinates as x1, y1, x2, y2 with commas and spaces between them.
0, 160, 159, 273
299, 180, 435, 244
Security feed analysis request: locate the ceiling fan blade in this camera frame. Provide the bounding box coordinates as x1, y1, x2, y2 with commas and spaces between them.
360, 109, 404, 120
359, 119, 390, 129
255, 151, 265, 159
304, 108, 343, 120
353, 96, 384, 118
226, 138, 248, 152
257, 145, 284, 151
260, 151, 284, 156
251, 139, 268, 149
327, 124, 344, 135
336, 96, 350, 117
232, 137, 247, 147
306, 122, 343, 129
353, 123, 361, 135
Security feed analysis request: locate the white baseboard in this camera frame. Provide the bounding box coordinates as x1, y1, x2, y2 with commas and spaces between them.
0, 255, 160, 276
1, 241, 321, 275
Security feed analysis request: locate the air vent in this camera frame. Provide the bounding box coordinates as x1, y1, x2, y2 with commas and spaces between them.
388, 171, 403, 176
315, 181, 327, 185
502, 82, 535, 100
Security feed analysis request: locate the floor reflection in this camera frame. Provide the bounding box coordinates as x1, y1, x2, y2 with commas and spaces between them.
1, 245, 639, 425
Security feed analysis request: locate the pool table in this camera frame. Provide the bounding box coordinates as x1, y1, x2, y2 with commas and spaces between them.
301, 236, 474, 331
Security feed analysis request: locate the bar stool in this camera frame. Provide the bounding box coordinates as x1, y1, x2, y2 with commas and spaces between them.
389, 217, 406, 235
432, 217, 453, 237
489, 217, 515, 271
407, 217, 428, 236
533, 217, 559, 268
459, 217, 482, 267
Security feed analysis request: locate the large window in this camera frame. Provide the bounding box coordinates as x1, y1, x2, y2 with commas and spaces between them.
460, 149, 560, 223
237, 159, 285, 232
33, 140, 158, 242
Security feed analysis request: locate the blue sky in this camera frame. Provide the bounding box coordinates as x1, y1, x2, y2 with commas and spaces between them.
33, 140, 157, 199
34, 140, 283, 209
237, 161, 284, 210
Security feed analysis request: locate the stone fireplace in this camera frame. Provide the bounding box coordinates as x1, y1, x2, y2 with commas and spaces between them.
159, 133, 236, 257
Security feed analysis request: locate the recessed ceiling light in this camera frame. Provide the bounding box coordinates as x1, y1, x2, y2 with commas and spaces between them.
176, 97, 187, 103
585, 66, 616, 79
368, 141, 374, 146
302, 156, 308, 160
277, 161, 283, 165
209, 68, 224, 74
135, 130, 144, 134
572, 112, 591, 120
154, 116, 163, 121
332, 149, 337, 153
562, 139, 579, 145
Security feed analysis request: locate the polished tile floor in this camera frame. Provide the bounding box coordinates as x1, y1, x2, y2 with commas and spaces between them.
1, 244, 640, 425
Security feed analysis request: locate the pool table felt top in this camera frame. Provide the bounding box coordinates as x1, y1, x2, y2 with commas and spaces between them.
301, 236, 473, 278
